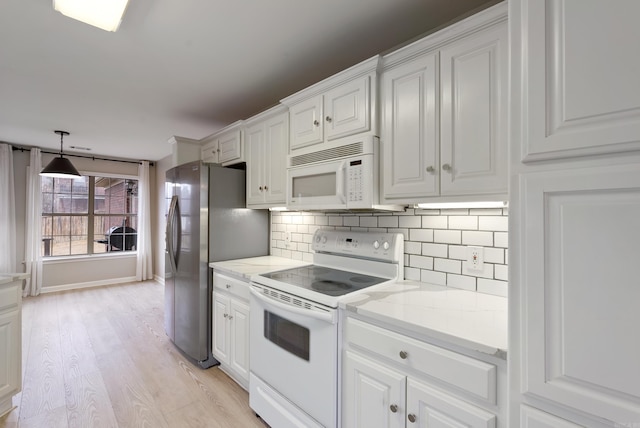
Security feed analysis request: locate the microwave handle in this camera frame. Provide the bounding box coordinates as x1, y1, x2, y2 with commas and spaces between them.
336, 160, 347, 203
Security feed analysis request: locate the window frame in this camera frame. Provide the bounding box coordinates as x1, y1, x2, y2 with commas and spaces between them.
41, 171, 139, 258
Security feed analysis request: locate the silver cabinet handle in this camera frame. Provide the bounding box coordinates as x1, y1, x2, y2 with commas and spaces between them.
259, 186, 263, 191
442, 163, 452, 171
399, 350, 408, 359
226, 284, 231, 289
408, 413, 416, 423
264, 185, 268, 190
325, 116, 332, 123
217, 148, 221, 153
223, 313, 228, 318
228, 315, 233, 320
390, 404, 398, 413
313, 120, 320, 126
426, 166, 434, 173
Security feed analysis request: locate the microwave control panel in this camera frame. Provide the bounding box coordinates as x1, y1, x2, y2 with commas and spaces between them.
347, 159, 364, 202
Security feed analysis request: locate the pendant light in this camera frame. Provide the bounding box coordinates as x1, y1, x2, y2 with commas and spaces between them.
40, 130, 81, 178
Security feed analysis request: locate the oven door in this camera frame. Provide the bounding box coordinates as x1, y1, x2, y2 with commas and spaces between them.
249, 285, 338, 428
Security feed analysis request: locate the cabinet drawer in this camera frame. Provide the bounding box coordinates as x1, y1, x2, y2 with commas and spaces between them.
0, 282, 21, 313
213, 272, 249, 300
345, 317, 496, 404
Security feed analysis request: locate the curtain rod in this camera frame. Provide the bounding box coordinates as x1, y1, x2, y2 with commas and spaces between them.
11, 145, 154, 166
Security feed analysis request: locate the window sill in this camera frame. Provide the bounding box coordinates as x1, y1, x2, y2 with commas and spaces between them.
43, 251, 137, 264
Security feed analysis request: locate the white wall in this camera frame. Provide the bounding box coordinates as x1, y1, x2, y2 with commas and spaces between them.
271, 207, 509, 297
12, 148, 159, 291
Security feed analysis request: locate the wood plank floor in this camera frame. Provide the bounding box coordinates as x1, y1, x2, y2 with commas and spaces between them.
0, 280, 268, 428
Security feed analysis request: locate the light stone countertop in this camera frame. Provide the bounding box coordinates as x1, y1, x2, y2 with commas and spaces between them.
339, 280, 508, 359
0, 273, 30, 285
209, 256, 310, 281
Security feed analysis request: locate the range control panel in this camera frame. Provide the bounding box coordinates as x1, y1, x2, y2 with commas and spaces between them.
312, 230, 404, 263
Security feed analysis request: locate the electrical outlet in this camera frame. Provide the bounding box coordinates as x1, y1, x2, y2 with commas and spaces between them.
285, 231, 292, 247
466, 246, 484, 272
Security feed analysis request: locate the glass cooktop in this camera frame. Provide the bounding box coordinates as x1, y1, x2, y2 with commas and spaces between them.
259, 265, 388, 297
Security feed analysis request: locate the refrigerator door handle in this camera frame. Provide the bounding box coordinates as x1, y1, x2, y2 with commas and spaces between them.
167, 195, 179, 271
174, 198, 182, 268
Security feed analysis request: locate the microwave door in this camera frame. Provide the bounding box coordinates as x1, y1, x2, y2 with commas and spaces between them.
288, 160, 347, 210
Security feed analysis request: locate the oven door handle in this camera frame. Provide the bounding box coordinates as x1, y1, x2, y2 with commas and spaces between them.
250, 287, 337, 324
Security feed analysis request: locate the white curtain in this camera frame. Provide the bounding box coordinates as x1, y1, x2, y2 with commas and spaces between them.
23, 148, 43, 296
0, 143, 16, 273
136, 160, 153, 281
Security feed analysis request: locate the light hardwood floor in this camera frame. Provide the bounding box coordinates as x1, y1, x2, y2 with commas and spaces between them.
0, 281, 268, 428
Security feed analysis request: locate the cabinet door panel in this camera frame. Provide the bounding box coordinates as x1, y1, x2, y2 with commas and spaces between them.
246, 124, 265, 205
520, 164, 640, 422
325, 77, 370, 140
229, 300, 249, 382
522, 0, 640, 161
520, 405, 583, 428
407, 378, 495, 428
0, 310, 20, 400
218, 130, 242, 164
212, 293, 229, 364
343, 350, 405, 428
440, 24, 507, 196
290, 95, 323, 150
382, 53, 438, 201
264, 113, 288, 204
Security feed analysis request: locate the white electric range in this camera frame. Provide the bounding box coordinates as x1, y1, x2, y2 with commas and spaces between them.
249, 229, 404, 428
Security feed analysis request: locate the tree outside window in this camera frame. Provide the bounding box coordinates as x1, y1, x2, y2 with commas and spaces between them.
41, 175, 138, 257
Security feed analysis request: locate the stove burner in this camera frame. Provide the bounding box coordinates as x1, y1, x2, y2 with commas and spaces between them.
350, 276, 375, 284
311, 280, 352, 292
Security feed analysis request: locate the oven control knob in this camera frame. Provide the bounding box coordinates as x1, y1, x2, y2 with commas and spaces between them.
322, 236, 327, 244
373, 240, 380, 249
383, 241, 390, 250
315, 235, 321, 243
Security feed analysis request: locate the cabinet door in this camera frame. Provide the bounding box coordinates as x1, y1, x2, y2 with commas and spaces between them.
229, 299, 250, 383
406, 378, 496, 428
520, 406, 583, 428
218, 129, 242, 164
382, 52, 438, 202
440, 23, 507, 196
264, 112, 288, 205
201, 140, 219, 164
342, 350, 406, 428
519, 163, 640, 423
520, 0, 640, 161
212, 293, 230, 364
245, 123, 266, 205
289, 95, 323, 151
0, 310, 20, 402
324, 76, 370, 141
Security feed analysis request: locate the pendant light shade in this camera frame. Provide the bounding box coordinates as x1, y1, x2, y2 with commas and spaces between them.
40, 130, 81, 178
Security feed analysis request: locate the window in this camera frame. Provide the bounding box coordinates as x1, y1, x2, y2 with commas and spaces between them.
41, 175, 138, 257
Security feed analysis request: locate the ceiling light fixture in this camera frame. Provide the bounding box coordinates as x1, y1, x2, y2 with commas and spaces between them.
41, 130, 81, 178
53, 0, 130, 32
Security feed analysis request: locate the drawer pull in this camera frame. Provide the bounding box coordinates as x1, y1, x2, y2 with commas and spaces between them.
389, 404, 398, 413
226, 284, 231, 289
399, 350, 408, 359
408, 413, 417, 423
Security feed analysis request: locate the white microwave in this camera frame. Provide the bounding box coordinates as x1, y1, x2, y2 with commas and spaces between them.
286, 136, 404, 211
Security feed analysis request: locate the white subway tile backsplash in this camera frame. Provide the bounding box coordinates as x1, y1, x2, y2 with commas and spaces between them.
399, 216, 422, 228
421, 243, 448, 258
421, 269, 447, 286
271, 208, 508, 297
410, 255, 434, 270
449, 216, 478, 230
434, 258, 461, 274
410, 228, 434, 242
479, 216, 508, 231
422, 215, 448, 229
461, 231, 494, 246
434, 229, 462, 244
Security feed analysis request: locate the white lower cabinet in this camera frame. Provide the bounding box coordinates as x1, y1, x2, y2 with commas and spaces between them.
342, 316, 503, 428
212, 272, 250, 389
0, 277, 22, 417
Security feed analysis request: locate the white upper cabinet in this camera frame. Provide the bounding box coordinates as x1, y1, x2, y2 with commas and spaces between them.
520, 0, 640, 161
201, 121, 244, 165
283, 56, 378, 154
245, 105, 288, 208
381, 4, 508, 204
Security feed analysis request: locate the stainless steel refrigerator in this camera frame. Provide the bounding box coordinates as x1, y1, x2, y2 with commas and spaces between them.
164, 161, 269, 368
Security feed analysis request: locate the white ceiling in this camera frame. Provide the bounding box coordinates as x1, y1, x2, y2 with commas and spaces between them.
0, 0, 496, 161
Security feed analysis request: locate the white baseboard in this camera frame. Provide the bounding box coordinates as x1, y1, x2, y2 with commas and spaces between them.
154, 274, 165, 285
40, 276, 138, 293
